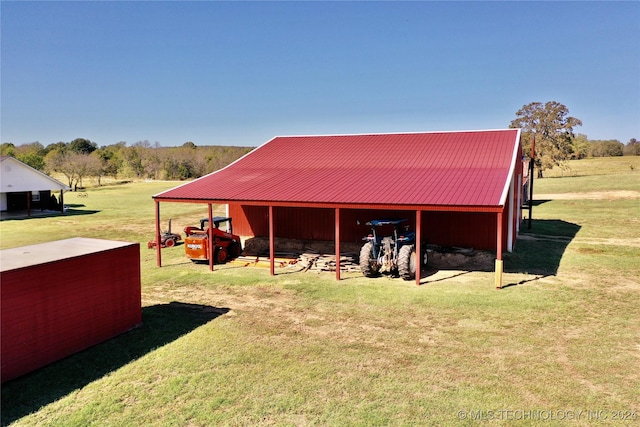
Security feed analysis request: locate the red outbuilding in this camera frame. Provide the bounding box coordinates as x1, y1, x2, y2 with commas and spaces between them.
1, 238, 141, 382
153, 129, 524, 287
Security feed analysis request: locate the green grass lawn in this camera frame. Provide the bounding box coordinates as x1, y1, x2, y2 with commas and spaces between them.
1, 158, 639, 426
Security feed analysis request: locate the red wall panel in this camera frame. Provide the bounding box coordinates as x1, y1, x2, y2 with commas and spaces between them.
421, 211, 497, 251
1, 238, 141, 382
230, 203, 504, 251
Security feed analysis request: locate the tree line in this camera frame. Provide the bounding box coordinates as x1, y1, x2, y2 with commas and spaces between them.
2, 103, 638, 186
510, 101, 638, 177
0, 139, 253, 190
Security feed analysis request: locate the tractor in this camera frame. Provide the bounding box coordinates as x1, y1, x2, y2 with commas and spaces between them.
148, 219, 182, 249
359, 218, 427, 280
184, 216, 243, 264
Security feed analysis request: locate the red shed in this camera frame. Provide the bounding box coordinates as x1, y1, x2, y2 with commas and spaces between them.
1, 238, 141, 382
153, 129, 524, 287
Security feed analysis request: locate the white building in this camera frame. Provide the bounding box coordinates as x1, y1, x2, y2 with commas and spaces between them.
0, 156, 70, 215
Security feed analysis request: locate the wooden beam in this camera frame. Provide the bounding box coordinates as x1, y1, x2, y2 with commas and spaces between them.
335, 207, 341, 281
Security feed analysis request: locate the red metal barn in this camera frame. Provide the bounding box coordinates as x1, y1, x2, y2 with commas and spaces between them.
0, 238, 141, 382
153, 129, 524, 287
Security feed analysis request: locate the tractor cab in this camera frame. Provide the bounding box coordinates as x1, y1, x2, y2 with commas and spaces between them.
185, 216, 234, 236
201, 217, 234, 233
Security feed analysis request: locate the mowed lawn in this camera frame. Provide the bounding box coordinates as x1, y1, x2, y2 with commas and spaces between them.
1, 158, 638, 426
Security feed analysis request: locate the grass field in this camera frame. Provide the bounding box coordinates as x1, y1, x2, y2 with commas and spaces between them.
1, 158, 638, 426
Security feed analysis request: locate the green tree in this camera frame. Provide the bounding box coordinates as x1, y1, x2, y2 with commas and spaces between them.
44, 141, 68, 155
120, 143, 146, 178
1, 143, 16, 157
17, 152, 46, 171
68, 138, 97, 155
589, 139, 624, 157
510, 101, 582, 177
15, 142, 47, 170
94, 144, 124, 180
623, 138, 640, 156
571, 134, 590, 160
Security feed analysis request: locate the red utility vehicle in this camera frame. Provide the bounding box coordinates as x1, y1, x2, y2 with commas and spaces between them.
184, 217, 242, 263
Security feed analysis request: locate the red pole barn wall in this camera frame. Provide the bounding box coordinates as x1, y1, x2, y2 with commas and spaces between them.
1, 238, 141, 383
229, 204, 517, 253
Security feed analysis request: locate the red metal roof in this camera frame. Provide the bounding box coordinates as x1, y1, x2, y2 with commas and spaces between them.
154, 129, 521, 211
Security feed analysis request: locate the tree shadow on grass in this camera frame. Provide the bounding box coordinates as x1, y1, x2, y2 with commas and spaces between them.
0, 302, 229, 426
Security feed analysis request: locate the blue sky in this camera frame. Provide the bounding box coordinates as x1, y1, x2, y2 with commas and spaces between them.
2, 1, 638, 147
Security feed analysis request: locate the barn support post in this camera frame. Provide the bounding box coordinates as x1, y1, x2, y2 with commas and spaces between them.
507, 174, 515, 252
208, 204, 214, 271
59, 190, 65, 213
495, 210, 504, 289
269, 205, 275, 276
155, 200, 162, 267
416, 210, 422, 286
528, 135, 536, 229
335, 208, 341, 281
516, 174, 522, 233
26, 192, 31, 217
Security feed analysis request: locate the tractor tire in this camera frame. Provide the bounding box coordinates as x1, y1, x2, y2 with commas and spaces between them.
229, 242, 242, 259
359, 242, 380, 278
215, 247, 228, 264
165, 238, 175, 248
421, 246, 428, 268
398, 244, 416, 280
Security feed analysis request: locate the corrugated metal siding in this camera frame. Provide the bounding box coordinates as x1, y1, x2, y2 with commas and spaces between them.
421, 211, 497, 251
231, 203, 505, 251
1, 240, 141, 382
156, 130, 520, 208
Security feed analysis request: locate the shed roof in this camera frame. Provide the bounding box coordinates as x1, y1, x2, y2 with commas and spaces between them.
154, 129, 521, 211
0, 237, 136, 272
1, 156, 70, 193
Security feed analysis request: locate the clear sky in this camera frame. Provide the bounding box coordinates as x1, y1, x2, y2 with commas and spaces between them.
1, 1, 638, 147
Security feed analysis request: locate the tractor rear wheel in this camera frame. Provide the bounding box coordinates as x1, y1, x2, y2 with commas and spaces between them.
165, 238, 175, 248
398, 244, 416, 280
359, 242, 380, 277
